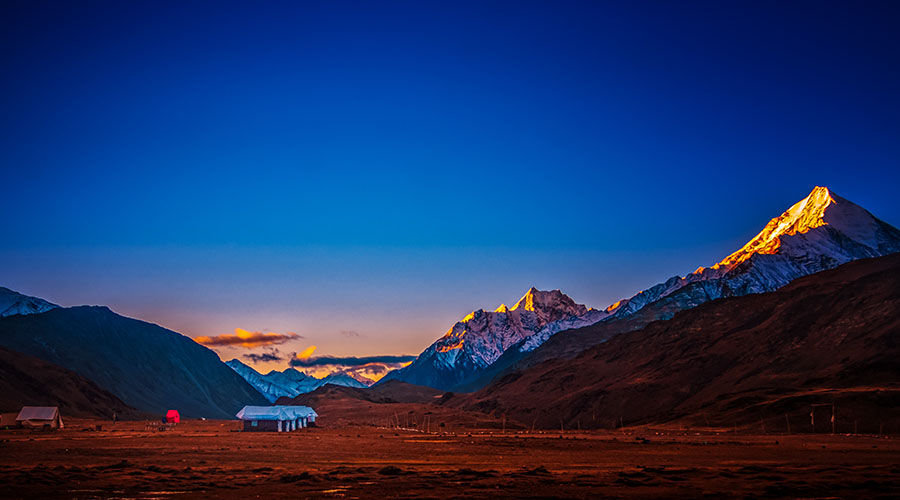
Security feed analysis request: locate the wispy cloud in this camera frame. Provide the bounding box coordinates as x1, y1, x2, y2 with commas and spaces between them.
243, 349, 286, 363
340, 330, 362, 337
196, 328, 302, 348
289, 354, 415, 367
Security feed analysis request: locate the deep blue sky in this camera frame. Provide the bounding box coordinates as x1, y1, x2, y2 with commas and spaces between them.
2, 1, 899, 367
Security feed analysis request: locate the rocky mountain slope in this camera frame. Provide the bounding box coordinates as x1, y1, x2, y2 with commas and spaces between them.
0, 303, 268, 418
378, 288, 590, 390
226, 359, 368, 402
447, 253, 900, 431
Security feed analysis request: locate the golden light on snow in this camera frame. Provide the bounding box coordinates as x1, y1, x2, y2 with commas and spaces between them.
712, 186, 834, 272
437, 339, 464, 352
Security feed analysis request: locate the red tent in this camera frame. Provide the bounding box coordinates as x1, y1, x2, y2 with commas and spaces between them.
166, 410, 180, 423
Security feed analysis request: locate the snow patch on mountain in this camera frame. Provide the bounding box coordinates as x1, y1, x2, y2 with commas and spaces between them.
0, 287, 59, 318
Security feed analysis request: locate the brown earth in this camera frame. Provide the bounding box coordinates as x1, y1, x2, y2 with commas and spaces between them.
278, 380, 444, 406
1, 419, 898, 499
449, 254, 900, 430
279, 381, 510, 431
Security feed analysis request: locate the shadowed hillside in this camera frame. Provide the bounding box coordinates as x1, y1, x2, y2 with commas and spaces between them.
0, 306, 267, 418
0, 346, 144, 419
278, 380, 444, 407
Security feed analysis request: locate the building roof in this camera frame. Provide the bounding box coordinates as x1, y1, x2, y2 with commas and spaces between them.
16, 406, 60, 421
235, 405, 317, 421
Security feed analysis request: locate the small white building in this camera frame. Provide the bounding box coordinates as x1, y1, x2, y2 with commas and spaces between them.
236, 405, 317, 432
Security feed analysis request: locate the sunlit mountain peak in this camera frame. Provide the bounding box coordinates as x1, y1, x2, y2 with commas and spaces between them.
711, 186, 836, 272
581, 186, 900, 328
510, 287, 541, 312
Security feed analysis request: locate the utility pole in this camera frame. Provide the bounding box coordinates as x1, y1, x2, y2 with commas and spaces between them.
785, 414, 791, 434
831, 404, 835, 435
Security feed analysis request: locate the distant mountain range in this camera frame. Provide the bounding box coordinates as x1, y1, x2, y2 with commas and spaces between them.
225, 359, 368, 402
0, 304, 268, 418
383, 187, 900, 392
446, 252, 900, 431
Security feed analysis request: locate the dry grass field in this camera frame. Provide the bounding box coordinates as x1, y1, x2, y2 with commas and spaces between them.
1, 418, 899, 499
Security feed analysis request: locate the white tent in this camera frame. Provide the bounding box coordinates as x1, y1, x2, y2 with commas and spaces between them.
235, 405, 317, 432
16, 406, 63, 429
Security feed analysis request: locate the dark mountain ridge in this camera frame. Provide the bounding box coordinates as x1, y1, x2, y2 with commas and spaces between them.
0, 305, 267, 418
0, 346, 144, 419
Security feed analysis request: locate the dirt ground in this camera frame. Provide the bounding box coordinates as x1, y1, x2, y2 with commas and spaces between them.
1, 419, 898, 499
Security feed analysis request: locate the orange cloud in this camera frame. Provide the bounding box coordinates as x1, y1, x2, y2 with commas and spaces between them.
196, 328, 301, 348
295, 345, 318, 360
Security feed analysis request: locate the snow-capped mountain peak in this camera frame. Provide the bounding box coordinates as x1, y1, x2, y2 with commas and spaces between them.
587, 186, 900, 325
379, 288, 590, 389
607, 187, 900, 333
0, 287, 59, 318
712, 186, 843, 273
510, 287, 588, 324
